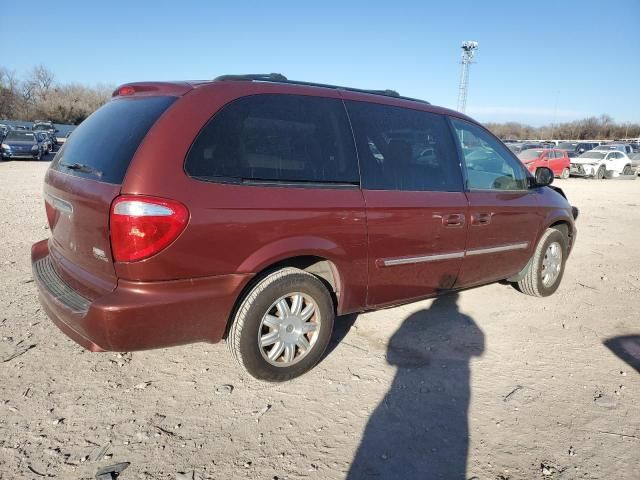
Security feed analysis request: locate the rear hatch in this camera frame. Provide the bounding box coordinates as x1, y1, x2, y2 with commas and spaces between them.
44, 95, 176, 298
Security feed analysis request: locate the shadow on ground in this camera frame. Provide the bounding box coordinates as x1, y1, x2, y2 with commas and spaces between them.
604, 335, 640, 373
345, 293, 484, 479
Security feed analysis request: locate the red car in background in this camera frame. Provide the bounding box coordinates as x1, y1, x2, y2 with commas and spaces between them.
518, 149, 570, 179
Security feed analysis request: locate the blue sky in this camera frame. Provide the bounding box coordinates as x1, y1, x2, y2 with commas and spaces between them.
3, 0, 639, 125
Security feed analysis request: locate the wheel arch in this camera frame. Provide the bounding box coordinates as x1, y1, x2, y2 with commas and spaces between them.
223, 254, 343, 339
547, 216, 575, 253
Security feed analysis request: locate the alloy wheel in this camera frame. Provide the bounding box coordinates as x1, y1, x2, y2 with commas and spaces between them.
541, 241, 562, 287
258, 293, 320, 367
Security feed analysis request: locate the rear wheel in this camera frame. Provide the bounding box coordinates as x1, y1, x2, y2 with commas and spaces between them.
561, 168, 570, 179
227, 267, 335, 382
517, 228, 568, 297
595, 165, 605, 179
623, 165, 632, 175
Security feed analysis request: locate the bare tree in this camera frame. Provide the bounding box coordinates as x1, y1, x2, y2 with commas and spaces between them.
0, 64, 112, 124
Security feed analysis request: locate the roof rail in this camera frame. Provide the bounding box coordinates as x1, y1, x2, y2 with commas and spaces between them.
214, 73, 288, 82
212, 73, 429, 104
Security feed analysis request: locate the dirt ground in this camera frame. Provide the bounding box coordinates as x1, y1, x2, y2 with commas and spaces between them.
1, 160, 638, 480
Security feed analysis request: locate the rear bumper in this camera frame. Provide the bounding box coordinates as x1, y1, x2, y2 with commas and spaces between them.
31, 239, 252, 352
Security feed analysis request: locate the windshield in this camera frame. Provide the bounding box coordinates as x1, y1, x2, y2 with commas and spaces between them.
557, 142, 577, 150
580, 151, 606, 159
5, 131, 36, 142
518, 149, 542, 160
33, 124, 53, 131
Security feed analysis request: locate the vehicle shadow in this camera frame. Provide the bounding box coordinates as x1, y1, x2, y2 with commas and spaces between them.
604, 335, 640, 373
346, 292, 484, 479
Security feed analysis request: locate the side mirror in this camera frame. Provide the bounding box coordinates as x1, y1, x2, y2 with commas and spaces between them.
531, 167, 554, 187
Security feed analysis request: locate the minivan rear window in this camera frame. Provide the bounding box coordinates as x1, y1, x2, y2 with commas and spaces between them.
51, 96, 175, 184
185, 94, 359, 185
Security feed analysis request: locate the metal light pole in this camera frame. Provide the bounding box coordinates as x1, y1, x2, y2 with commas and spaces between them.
457, 41, 479, 113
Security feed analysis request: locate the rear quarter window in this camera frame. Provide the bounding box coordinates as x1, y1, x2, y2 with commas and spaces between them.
185, 94, 359, 185
51, 96, 176, 184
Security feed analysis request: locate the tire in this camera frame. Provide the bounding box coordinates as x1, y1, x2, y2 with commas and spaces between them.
561, 168, 570, 179
517, 228, 568, 297
623, 165, 632, 175
34, 151, 42, 161
227, 267, 335, 382
595, 165, 605, 179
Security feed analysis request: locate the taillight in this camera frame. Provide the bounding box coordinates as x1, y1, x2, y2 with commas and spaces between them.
44, 199, 57, 230
110, 195, 189, 262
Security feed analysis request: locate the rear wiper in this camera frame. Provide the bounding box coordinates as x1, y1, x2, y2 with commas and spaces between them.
60, 161, 103, 178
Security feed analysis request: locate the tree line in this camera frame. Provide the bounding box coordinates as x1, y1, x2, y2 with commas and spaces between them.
0, 65, 112, 125
485, 115, 640, 141
1, 64, 637, 137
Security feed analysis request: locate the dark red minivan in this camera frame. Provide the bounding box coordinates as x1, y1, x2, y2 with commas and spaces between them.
32, 74, 577, 381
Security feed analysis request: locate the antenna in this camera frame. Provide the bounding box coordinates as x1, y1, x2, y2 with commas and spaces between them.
457, 41, 479, 113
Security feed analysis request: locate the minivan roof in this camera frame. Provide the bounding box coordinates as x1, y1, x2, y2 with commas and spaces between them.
212, 73, 431, 105
113, 74, 473, 124
115, 73, 429, 104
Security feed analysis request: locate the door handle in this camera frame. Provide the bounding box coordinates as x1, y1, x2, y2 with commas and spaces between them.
471, 212, 492, 226
443, 213, 465, 227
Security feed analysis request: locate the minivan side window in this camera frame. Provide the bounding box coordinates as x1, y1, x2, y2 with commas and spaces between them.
450, 118, 528, 191
185, 94, 359, 185
345, 101, 463, 192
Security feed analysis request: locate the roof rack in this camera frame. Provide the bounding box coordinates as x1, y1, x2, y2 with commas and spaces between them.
212, 73, 430, 104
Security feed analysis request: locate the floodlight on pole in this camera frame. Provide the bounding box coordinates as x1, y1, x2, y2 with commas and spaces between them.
457, 41, 479, 113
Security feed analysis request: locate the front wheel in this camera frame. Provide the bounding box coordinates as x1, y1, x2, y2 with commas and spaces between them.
227, 267, 335, 382
622, 165, 632, 175
561, 168, 570, 179
517, 228, 568, 297
595, 165, 605, 179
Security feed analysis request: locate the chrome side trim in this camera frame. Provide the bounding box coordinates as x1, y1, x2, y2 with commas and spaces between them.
465, 242, 529, 256
44, 192, 73, 215
380, 242, 530, 267
382, 251, 465, 267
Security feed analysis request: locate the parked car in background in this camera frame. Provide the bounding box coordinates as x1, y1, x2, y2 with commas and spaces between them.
570, 150, 633, 178
507, 142, 545, 154
35, 131, 52, 154
518, 149, 570, 179
57, 130, 74, 144
630, 153, 640, 174
33, 121, 59, 147
31, 74, 578, 381
598, 143, 634, 156
575, 142, 600, 155
48, 131, 59, 149
1, 130, 43, 160
13, 125, 29, 131
56, 130, 73, 145
556, 142, 579, 158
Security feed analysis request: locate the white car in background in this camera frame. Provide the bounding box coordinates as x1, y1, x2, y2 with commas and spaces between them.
570, 149, 633, 179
